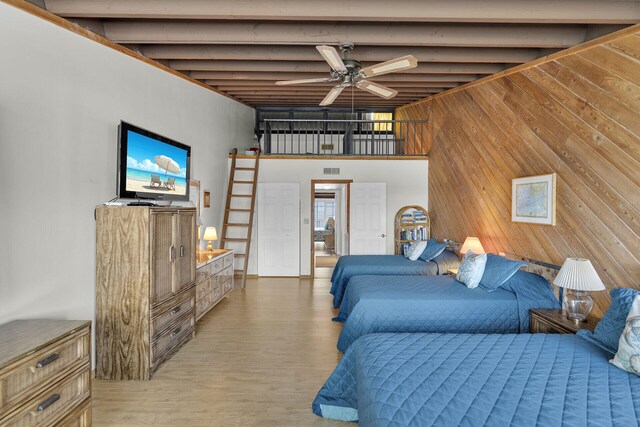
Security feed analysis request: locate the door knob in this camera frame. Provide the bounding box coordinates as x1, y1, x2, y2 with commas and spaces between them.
380, 234, 386, 238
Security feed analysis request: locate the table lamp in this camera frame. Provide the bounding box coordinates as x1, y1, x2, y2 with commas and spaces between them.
203, 226, 218, 252
460, 237, 485, 255
554, 258, 605, 322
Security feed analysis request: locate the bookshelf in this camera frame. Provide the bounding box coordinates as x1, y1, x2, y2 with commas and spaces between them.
394, 205, 431, 255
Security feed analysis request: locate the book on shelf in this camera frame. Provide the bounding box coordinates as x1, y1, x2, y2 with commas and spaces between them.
413, 210, 427, 222
401, 213, 414, 223
399, 226, 428, 241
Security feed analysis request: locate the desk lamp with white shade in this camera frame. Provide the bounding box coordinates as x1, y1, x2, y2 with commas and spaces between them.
203, 226, 218, 252
460, 237, 485, 256
554, 258, 605, 322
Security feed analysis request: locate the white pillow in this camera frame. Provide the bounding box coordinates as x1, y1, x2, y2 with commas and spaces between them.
611, 295, 640, 376
406, 241, 428, 261
456, 251, 487, 289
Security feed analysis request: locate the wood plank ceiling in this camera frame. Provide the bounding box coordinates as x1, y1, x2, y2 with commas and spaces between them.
29, 0, 640, 108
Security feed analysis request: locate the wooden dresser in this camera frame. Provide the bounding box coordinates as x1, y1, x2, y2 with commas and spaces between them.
196, 250, 234, 321
0, 320, 91, 427
95, 206, 197, 380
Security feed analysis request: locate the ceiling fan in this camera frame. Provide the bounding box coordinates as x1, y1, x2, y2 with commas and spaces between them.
274, 43, 418, 106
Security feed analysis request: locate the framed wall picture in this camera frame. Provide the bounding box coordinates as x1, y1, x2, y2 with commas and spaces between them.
512, 173, 556, 226
203, 191, 211, 208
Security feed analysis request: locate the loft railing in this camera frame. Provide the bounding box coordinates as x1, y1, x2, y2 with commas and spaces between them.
261, 120, 428, 156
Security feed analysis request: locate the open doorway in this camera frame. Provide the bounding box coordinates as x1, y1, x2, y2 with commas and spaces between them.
311, 180, 351, 278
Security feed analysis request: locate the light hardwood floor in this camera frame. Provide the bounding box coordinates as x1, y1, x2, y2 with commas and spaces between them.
92, 270, 346, 426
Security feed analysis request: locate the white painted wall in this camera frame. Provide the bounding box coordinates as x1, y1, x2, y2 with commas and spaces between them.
235, 159, 428, 276
0, 3, 254, 325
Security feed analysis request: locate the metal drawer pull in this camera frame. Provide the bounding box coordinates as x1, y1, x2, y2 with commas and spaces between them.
170, 327, 181, 337
36, 394, 60, 412
180, 245, 184, 257
36, 353, 60, 369
170, 306, 182, 315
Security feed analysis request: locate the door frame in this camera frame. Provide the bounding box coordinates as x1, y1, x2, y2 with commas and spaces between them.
310, 179, 352, 279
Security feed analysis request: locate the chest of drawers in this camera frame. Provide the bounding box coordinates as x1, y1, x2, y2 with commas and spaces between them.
0, 320, 92, 427
196, 250, 235, 321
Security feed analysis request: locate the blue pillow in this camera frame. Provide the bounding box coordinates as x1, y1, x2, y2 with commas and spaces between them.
479, 254, 527, 292
590, 288, 640, 353
418, 239, 447, 262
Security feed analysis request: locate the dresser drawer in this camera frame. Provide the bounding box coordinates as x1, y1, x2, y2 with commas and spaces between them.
0, 328, 90, 412
196, 279, 212, 300
151, 296, 195, 338
151, 315, 194, 367
209, 258, 224, 275
196, 267, 210, 285
223, 254, 233, 269
4, 368, 90, 427
222, 276, 233, 294
57, 398, 91, 427
218, 266, 233, 283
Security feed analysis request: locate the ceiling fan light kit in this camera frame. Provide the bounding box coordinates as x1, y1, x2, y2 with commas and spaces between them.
275, 43, 418, 106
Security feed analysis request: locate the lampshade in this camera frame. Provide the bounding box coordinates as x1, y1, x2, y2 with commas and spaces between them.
203, 227, 218, 241
554, 258, 605, 291
460, 237, 485, 255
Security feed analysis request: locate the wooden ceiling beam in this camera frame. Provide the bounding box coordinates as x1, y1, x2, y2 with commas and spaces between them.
193, 72, 479, 82
141, 45, 551, 64
169, 60, 506, 75
43, 0, 640, 24
206, 80, 460, 88
217, 86, 449, 92
101, 21, 592, 48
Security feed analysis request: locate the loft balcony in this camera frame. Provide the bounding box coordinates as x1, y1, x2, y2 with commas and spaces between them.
258, 120, 428, 158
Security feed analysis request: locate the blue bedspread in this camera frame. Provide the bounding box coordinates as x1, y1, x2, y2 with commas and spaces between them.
335, 272, 560, 352
330, 250, 459, 308
313, 333, 640, 426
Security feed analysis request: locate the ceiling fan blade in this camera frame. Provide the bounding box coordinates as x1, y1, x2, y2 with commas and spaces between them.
319, 85, 346, 106
275, 77, 336, 86
316, 45, 348, 73
361, 55, 418, 77
356, 81, 398, 99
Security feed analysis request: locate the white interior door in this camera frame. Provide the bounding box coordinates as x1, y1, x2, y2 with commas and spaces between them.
258, 183, 300, 276
349, 183, 386, 255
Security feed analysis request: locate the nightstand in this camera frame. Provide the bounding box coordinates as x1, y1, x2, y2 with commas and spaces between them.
530, 309, 599, 334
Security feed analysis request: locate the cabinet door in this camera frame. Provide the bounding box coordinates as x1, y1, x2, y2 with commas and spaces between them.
150, 211, 176, 304
177, 210, 196, 290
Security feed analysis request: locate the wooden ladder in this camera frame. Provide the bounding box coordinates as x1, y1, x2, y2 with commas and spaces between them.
220, 148, 260, 289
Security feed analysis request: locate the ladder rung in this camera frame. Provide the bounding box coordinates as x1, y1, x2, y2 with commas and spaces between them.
234, 254, 247, 257
225, 223, 250, 226
236, 167, 256, 171
224, 238, 248, 242
230, 194, 252, 198
233, 180, 254, 184
227, 208, 251, 212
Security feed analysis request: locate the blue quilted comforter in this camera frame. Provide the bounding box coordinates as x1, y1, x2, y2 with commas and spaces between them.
335, 272, 560, 352
330, 250, 460, 308
313, 333, 640, 426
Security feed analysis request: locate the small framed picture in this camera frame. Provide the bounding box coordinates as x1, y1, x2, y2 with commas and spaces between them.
203, 191, 211, 208
512, 173, 556, 226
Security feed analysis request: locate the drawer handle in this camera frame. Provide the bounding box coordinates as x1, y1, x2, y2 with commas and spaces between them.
36, 393, 60, 412
171, 327, 181, 337
180, 245, 185, 257
170, 306, 182, 315
36, 353, 60, 369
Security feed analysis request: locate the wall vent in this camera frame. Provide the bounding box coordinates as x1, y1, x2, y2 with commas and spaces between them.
323, 168, 341, 175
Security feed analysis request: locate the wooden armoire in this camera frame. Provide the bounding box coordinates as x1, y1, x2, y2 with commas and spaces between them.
95, 206, 196, 380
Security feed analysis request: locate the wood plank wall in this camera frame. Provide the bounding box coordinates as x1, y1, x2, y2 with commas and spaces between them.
396, 26, 640, 316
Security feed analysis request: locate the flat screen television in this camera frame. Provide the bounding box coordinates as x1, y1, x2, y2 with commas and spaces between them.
117, 122, 191, 201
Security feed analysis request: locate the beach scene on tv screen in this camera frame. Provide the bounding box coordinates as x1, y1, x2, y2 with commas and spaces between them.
126, 130, 188, 196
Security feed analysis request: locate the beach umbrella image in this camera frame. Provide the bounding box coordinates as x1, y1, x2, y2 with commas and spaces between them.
154, 155, 180, 177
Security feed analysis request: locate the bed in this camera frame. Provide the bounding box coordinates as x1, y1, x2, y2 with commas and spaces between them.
334, 270, 560, 352
313, 332, 640, 426
330, 249, 460, 308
